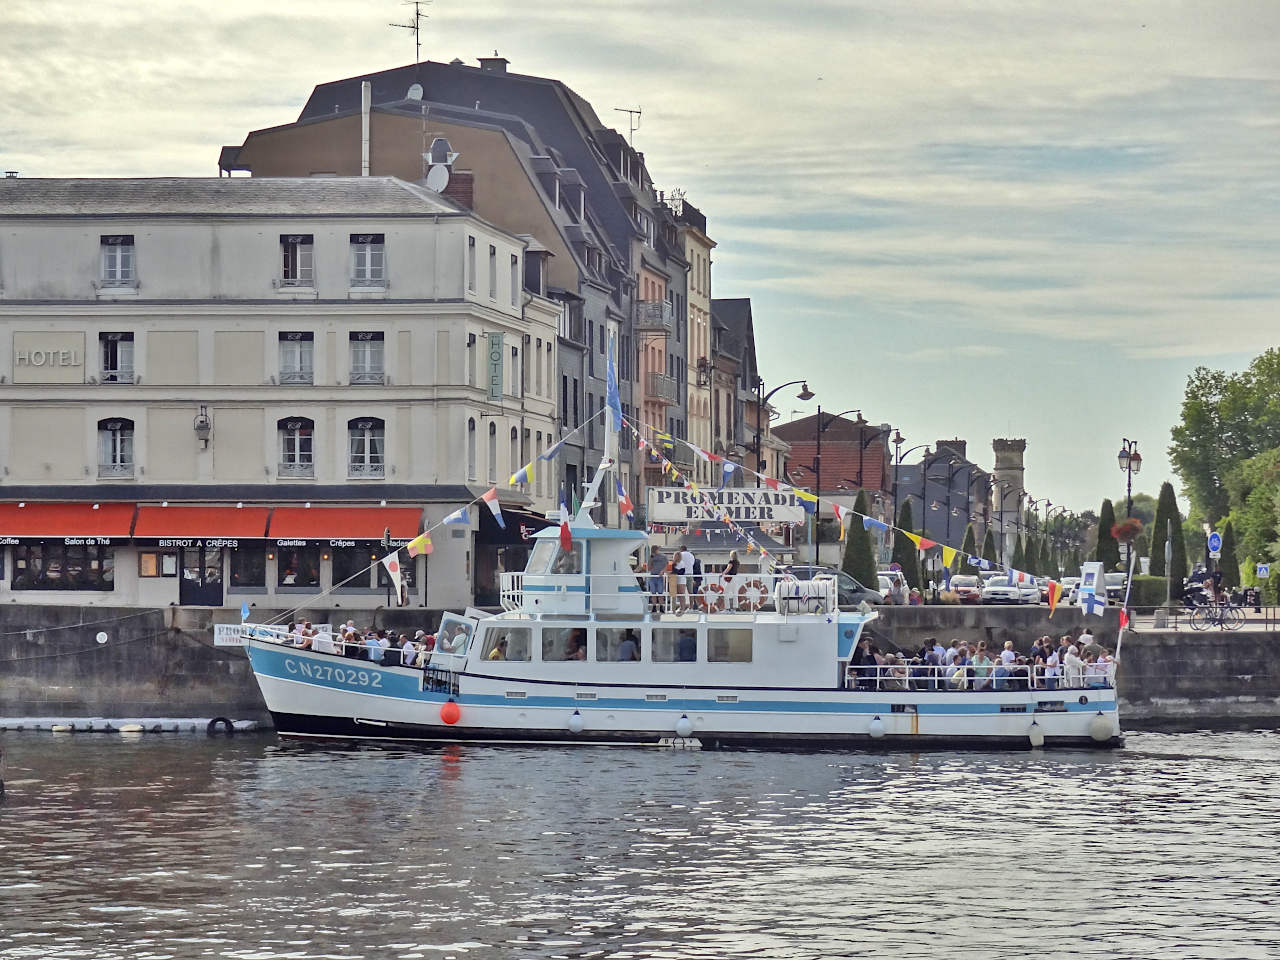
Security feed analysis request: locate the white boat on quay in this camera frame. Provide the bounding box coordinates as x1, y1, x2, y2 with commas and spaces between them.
243, 474, 1121, 751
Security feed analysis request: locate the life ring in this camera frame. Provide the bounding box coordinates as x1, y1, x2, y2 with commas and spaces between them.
206, 717, 235, 737
737, 578, 769, 611
702, 580, 728, 613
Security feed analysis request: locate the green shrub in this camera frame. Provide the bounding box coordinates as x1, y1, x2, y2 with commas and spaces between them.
1128, 574, 1169, 607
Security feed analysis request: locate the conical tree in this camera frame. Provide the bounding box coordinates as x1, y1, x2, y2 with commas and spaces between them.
1170, 503, 1189, 588
1220, 520, 1240, 588
890, 500, 921, 589
1011, 535, 1025, 571
1096, 499, 1121, 570
842, 490, 878, 588
981, 527, 999, 567
1134, 533, 1150, 559
1150, 482, 1177, 577
959, 524, 977, 567
1027, 538, 1042, 575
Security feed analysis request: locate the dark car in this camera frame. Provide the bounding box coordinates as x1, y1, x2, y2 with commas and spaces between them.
785, 565, 882, 607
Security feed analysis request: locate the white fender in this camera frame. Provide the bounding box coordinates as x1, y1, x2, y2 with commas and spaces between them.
1028, 720, 1045, 748
868, 715, 886, 739
674, 714, 694, 738
568, 710, 585, 735
1089, 711, 1113, 742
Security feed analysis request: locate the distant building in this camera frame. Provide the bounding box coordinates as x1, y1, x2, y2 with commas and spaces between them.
0, 176, 558, 610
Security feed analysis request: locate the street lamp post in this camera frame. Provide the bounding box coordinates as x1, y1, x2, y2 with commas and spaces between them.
1117, 438, 1142, 570
753, 378, 813, 487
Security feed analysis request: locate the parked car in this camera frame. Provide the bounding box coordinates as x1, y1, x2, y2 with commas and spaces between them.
785, 565, 882, 606
1059, 576, 1081, 600
980, 576, 1022, 604
949, 574, 983, 604
878, 575, 893, 599
1104, 572, 1128, 602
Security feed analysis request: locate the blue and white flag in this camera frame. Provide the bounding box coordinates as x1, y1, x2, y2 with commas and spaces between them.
240, 601, 251, 622
1081, 590, 1107, 616
540, 438, 566, 461
863, 516, 889, 533
720, 460, 737, 489
442, 506, 471, 525
605, 333, 623, 432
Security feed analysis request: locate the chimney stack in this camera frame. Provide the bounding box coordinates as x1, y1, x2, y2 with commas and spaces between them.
360, 81, 371, 176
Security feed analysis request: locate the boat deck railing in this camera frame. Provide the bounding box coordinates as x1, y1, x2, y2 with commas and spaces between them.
847, 662, 1115, 693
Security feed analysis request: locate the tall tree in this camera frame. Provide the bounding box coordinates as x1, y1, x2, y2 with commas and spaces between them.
1219, 520, 1240, 589
959, 523, 977, 564
890, 500, 922, 589
1170, 503, 1189, 587
981, 527, 999, 567
1025, 537, 1039, 575
1096, 499, 1122, 570
1011, 535, 1025, 571
842, 490, 878, 588
1150, 481, 1178, 577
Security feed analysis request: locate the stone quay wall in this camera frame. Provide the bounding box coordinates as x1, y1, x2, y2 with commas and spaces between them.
1, 604, 1276, 724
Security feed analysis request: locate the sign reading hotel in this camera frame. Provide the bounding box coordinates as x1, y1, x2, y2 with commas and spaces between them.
12, 331, 86, 384
647, 486, 808, 524
486, 332, 504, 402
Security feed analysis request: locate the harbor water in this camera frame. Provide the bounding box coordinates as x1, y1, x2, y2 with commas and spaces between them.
1, 729, 1277, 959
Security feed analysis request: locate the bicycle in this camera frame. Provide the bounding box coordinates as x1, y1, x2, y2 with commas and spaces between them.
1189, 602, 1245, 631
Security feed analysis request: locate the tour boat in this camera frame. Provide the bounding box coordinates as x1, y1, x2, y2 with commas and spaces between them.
242, 467, 1122, 750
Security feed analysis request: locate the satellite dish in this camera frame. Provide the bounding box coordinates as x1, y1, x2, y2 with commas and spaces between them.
406, 83, 424, 100
425, 164, 450, 192
95, 631, 108, 645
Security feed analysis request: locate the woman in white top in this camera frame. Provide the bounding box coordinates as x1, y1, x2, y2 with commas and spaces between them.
1062, 645, 1085, 688
1043, 648, 1061, 690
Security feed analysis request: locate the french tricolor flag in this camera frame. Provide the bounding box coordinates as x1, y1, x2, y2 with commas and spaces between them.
559, 488, 573, 551
615, 476, 634, 519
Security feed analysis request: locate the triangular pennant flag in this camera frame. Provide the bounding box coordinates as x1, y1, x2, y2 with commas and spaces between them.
764, 477, 780, 491
559, 488, 573, 551
902, 532, 923, 549
509, 462, 533, 486
605, 333, 623, 432
406, 532, 433, 557
794, 489, 818, 504
831, 503, 848, 541
442, 506, 470, 525
482, 487, 505, 530
919, 537, 938, 550
720, 461, 736, 489
864, 516, 889, 533
540, 438, 566, 461
941, 545, 958, 568
379, 553, 403, 603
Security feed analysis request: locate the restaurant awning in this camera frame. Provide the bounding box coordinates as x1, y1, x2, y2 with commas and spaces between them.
267, 506, 422, 545
0, 502, 137, 544
133, 506, 271, 546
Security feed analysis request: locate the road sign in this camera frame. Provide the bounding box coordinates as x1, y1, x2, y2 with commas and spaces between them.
1207, 530, 1222, 559
1258, 563, 1270, 579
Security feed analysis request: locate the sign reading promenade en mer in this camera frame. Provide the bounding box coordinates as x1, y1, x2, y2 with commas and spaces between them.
646, 487, 809, 524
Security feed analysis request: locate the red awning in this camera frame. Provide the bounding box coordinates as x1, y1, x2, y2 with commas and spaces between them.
0, 502, 136, 539
267, 507, 422, 541
133, 506, 271, 540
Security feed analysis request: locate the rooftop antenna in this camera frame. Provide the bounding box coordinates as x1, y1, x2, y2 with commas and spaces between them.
389, 0, 430, 63
614, 106, 641, 145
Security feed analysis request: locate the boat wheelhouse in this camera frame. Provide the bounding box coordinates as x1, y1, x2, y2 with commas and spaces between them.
244, 507, 1122, 750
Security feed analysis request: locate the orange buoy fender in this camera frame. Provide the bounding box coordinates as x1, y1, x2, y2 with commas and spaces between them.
440, 700, 461, 725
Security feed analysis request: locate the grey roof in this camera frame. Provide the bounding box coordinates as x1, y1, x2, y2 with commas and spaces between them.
0, 176, 462, 217
711, 297, 755, 364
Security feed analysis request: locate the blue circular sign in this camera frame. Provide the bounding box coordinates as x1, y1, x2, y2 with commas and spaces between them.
1208, 531, 1222, 552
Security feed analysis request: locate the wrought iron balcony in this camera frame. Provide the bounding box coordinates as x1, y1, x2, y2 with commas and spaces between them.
279, 461, 315, 479
634, 300, 675, 336
349, 369, 386, 385
647, 371, 679, 405
279, 368, 313, 385
98, 462, 134, 479
348, 461, 386, 479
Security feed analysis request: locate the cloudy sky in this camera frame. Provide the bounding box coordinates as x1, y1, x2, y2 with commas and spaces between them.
4, 0, 1278, 514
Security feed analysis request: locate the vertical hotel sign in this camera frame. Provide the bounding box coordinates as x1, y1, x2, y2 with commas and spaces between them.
487, 332, 504, 402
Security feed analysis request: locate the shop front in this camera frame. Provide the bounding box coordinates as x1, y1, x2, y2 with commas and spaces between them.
0, 502, 135, 597
473, 506, 554, 607
133, 505, 272, 607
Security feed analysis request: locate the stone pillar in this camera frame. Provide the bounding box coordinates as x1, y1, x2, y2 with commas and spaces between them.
992, 438, 1027, 563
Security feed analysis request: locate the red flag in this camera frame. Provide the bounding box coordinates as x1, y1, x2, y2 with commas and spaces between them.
1119, 608, 1129, 630
919, 537, 938, 550
559, 491, 573, 552
764, 477, 780, 491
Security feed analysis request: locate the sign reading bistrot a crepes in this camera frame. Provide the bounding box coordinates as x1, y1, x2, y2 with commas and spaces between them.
646, 487, 808, 524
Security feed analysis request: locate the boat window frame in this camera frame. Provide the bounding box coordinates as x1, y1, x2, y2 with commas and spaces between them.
542, 625, 590, 662
707, 627, 753, 663
595, 626, 642, 663
652, 626, 698, 663
479, 624, 533, 662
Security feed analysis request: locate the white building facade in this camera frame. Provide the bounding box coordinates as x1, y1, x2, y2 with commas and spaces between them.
0, 176, 560, 612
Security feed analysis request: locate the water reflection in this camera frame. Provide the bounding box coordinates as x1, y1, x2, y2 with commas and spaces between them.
1, 730, 1277, 959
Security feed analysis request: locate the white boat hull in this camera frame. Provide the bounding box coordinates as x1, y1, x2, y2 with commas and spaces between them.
246, 640, 1122, 749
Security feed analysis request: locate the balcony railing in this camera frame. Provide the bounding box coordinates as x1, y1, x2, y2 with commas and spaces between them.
101, 368, 134, 384
348, 461, 385, 479
634, 300, 675, 336
349, 370, 386, 385
98, 462, 134, 479
647, 371, 679, 405
279, 368, 313, 385
279, 461, 315, 479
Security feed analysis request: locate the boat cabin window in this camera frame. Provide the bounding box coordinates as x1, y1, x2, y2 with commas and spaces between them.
435, 615, 475, 656
708, 628, 752, 663
526, 539, 557, 573
525, 540, 584, 575
552, 543, 583, 574
596, 627, 641, 662
652, 627, 697, 663
480, 625, 532, 662
543, 626, 589, 662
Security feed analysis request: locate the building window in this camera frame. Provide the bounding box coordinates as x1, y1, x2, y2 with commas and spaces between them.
510, 345, 519, 396
510, 254, 519, 306
99, 332, 134, 383
487, 421, 497, 484
347, 418, 385, 478
587, 394, 595, 450
587, 323, 594, 377
535, 431, 543, 497
561, 375, 569, 426
11, 541, 115, 591
97, 418, 134, 478
278, 417, 314, 479
510, 427, 519, 482
467, 333, 477, 386
467, 418, 477, 480
535, 338, 543, 395
573, 377, 580, 427
279, 332, 314, 385
349, 331, 385, 385
488, 244, 497, 299
229, 546, 266, 588
350, 233, 385, 286
332, 544, 375, 590
138, 551, 177, 578
467, 236, 476, 292
276, 546, 320, 588
100, 235, 135, 286
280, 234, 314, 286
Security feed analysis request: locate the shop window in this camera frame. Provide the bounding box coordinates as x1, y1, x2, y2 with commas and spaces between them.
229, 546, 266, 588
11, 542, 115, 591
276, 546, 320, 588
652, 627, 697, 663
708, 628, 753, 663
138, 551, 178, 578
542, 626, 589, 662
332, 545, 375, 589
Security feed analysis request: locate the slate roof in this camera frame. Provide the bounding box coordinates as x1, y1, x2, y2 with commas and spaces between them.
0, 176, 461, 217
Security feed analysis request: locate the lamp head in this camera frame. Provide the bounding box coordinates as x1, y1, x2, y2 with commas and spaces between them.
1117, 444, 1131, 472
797, 382, 814, 402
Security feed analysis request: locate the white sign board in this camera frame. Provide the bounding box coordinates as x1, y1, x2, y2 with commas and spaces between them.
647, 486, 809, 524
1078, 561, 1104, 601
215, 623, 332, 647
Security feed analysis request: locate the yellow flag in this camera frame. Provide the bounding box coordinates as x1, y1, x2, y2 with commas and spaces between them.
941, 545, 958, 568
794, 489, 818, 503
902, 532, 923, 549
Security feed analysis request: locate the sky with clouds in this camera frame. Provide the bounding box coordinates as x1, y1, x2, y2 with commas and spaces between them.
4, 0, 1277, 514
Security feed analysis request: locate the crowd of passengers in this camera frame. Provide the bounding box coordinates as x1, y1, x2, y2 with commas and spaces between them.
283, 620, 438, 667
847, 629, 1117, 691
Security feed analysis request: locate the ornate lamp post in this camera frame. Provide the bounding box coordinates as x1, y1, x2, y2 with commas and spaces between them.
753, 379, 813, 486
813, 407, 862, 562
1118, 438, 1142, 570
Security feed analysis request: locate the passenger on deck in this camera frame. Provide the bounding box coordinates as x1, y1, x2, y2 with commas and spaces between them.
647, 547, 668, 612
1042, 643, 1060, 690
313, 629, 336, 655
616, 629, 640, 662
948, 647, 971, 689
971, 642, 993, 690
567, 628, 588, 661
488, 638, 508, 661
676, 630, 697, 662
364, 631, 385, 663
1063, 645, 1084, 687
674, 546, 696, 614
399, 634, 417, 665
